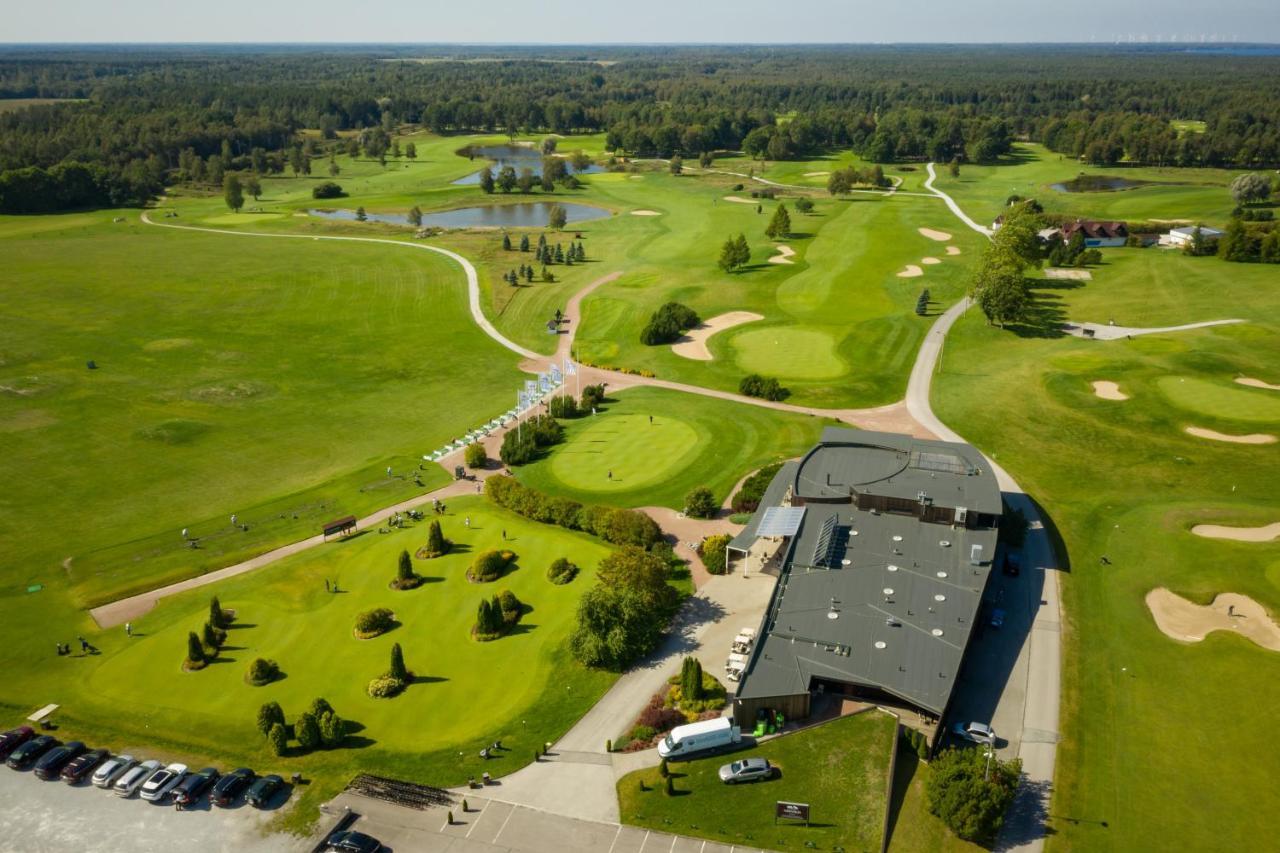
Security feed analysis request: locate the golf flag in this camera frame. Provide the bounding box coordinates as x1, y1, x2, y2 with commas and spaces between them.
563, 358, 577, 376
549, 364, 562, 384
538, 374, 551, 394
524, 380, 538, 396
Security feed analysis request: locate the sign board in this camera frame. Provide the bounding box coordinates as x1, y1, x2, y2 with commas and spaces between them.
775, 801, 810, 825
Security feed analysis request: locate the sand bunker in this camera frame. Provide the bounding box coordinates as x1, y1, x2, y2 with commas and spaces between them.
897, 265, 923, 278
918, 228, 952, 242
1092, 381, 1129, 401
804, 171, 830, 177
946, 246, 961, 256
1184, 426, 1277, 445
1191, 521, 1280, 542
1146, 588, 1280, 652
1236, 377, 1280, 391
768, 245, 796, 265
671, 312, 765, 361
921, 257, 941, 265
630, 209, 661, 216
723, 196, 757, 204
1046, 268, 1093, 281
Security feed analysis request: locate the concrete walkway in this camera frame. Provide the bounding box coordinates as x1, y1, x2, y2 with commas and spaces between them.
924, 162, 995, 236
1062, 318, 1245, 340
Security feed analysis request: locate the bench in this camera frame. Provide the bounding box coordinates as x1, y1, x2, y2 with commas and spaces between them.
28, 704, 58, 726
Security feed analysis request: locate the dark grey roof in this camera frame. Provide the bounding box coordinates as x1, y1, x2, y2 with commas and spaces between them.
728, 461, 799, 552
734, 429, 1001, 716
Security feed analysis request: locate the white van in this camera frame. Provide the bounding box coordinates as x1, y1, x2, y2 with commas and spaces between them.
657, 717, 741, 759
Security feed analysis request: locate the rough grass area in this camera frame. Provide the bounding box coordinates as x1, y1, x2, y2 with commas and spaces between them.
618, 710, 896, 851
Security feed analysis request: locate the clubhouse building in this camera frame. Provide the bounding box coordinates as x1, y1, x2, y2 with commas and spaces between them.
729, 428, 1002, 734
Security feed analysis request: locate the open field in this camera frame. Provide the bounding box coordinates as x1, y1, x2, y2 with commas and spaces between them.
514, 386, 830, 509
618, 710, 896, 851
931, 246, 1280, 852
2, 497, 617, 832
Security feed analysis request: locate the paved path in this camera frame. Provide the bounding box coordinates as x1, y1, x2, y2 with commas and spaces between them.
924, 162, 995, 236
1062, 318, 1245, 340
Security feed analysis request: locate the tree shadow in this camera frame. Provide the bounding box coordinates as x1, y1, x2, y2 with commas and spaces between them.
226, 623, 257, 631
1003, 287, 1069, 339
409, 674, 449, 685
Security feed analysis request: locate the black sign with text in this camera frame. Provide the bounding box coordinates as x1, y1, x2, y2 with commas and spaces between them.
775, 800, 811, 824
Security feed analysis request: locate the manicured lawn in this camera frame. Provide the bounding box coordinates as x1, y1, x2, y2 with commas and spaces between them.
618, 710, 897, 851
885, 749, 983, 853
931, 247, 1280, 852
5, 497, 617, 833
1154, 376, 1280, 422
515, 386, 832, 509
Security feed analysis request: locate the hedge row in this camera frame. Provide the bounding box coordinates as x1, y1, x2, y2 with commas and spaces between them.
485, 475, 662, 549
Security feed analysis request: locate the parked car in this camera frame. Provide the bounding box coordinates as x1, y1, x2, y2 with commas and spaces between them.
717, 757, 774, 784
33, 741, 86, 780
952, 721, 996, 745
210, 767, 255, 807
172, 767, 220, 807
989, 607, 1006, 629
245, 773, 283, 808
114, 759, 162, 797
60, 748, 109, 784
140, 762, 188, 802
92, 754, 137, 789
0, 726, 35, 760
326, 830, 383, 853
6, 735, 59, 770
1003, 551, 1022, 577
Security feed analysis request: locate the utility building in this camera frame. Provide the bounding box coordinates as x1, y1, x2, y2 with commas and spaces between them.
732, 428, 1002, 736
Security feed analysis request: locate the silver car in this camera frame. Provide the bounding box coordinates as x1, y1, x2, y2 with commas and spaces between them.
92, 754, 135, 789
952, 721, 996, 745
114, 759, 161, 797
718, 757, 773, 784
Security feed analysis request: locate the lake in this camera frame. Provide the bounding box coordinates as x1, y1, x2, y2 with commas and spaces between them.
308, 202, 611, 229
452, 144, 604, 186
1051, 175, 1151, 193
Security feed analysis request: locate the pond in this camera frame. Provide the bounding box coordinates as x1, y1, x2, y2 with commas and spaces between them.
308, 202, 611, 229
452, 144, 604, 186
1051, 175, 1151, 193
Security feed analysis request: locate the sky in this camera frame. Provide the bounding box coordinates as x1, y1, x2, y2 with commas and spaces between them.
5, 0, 1279, 44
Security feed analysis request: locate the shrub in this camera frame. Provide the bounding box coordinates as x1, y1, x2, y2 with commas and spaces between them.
391, 549, 422, 590
418, 520, 450, 559
367, 675, 407, 698
311, 182, 345, 199
684, 487, 717, 519
388, 642, 409, 683
926, 747, 1022, 842
266, 722, 288, 756
474, 598, 504, 640
739, 373, 790, 401
497, 589, 524, 625
732, 462, 783, 512
638, 704, 686, 733
698, 534, 733, 575
547, 557, 578, 584
295, 711, 321, 751
310, 697, 334, 718
484, 475, 662, 549
795, 197, 814, 213
256, 701, 285, 735
469, 549, 513, 582
184, 631, 206, 669
631, 725, 658, 744
202, 621, 226, 654
464, 442, 487, 469
246, 658, 281, 686
680, 656, 704, 701
354, 607, 395, 638
580, 384, 606, 410
209, 596, 230, 629
318, 710, 346, 748
548, 395, 580, 418
639, 302, 701, 346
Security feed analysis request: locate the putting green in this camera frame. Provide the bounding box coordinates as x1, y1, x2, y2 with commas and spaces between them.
732, 327, 847, 380
549, 414, 699, 492
202, 212, 285, 225
1156, 376, 1280, 423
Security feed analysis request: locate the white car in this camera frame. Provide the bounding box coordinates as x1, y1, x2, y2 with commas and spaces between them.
140, 762, 188, 802
92, 754, 136, 789
114, 759, 162, 797
952, 721, 996, 745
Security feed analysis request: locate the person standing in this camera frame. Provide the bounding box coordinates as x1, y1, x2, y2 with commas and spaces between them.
125, 622, 132, 638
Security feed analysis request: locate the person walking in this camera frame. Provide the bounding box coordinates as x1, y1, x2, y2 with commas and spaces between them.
78, 636, 88, 653
230, 514, 237, 527
181, 527, 188, 540
325, 578, 330, 592
125, 622, 132, 638
607, 470, 613, 481
465, 516, 471, 528
649, 415, 653, 425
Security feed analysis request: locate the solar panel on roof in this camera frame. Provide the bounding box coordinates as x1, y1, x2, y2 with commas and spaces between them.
810, 515, 839, 567
756, 506, 806, 537
910, 450, 969, 475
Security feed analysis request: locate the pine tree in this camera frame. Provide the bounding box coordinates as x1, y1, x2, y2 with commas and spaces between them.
479, 167, 495, 194
186, 631, 205, 665
426, 520, 447, 555
503, 233, 512, 251
296, 711, 321, 751
477, 599, 494, 636
397, 549, 414, 583
408, 206, 422, 227
318, 711, 346, 748
267, 722, 288, 756
209, 596, 228, 629
525, 266, 534, 283
718, 236, 738, 271
405, 142, 417, 160
356, 206, 367, 222
520, 234, 530, 252
223, 174, 244, 212
765, 203, 791, 239
256, 701, 285, 735
201, 621, 222, 651
389, 642, 408, 682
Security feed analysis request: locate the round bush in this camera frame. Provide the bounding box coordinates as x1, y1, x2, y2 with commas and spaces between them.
367, 675, 407, 699
311, 181, 344, 199
354, 607, 395, 639
469, 549, 513, 583
245, 658, 281, 686
547, 557, 578, 585
464, 442, 487, 469
698, 534, 733, 575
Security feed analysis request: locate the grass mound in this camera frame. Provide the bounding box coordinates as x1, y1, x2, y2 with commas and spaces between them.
135, 419, 212, 445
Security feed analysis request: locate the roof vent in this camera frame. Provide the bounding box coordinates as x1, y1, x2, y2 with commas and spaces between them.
934, 594, 947, 602
939, 540, 951, 548
931, 628, 944, 637
827, 610, 839, 620
936, 571, 948, 578
883, 588, 895, 596
892, 535, 904, 542
887, 564, 899, 573
874, 641, 887, 650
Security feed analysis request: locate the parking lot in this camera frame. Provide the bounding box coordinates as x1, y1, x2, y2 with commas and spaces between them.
0, 764, 305, 853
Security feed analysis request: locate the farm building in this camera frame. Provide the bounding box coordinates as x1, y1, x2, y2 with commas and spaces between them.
1060, 219, 1129, 247
1160, 225, 1224, 247
730, 428, 1001, 735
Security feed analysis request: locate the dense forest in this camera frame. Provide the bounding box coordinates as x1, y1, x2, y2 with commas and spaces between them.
2, 44, 1279, 212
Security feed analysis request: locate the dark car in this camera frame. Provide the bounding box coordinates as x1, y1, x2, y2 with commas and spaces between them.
0, 726, 35, 760
59, 748, 108, 784
245, 773, 283, 808
1003, 551, 1022, 577
210, 767, 255, 807
326, 830, 383, 853
173, 766, 220, 807
7, 735, 60, 770
34, 741, 86, 780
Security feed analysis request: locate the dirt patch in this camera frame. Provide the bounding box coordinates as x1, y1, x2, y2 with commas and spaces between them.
1191, 521, 1280, 542
896, 265, 923, 278
188, 380, 272, 404
1236, 377, 1280, 391
768, 245, 796, 265
804, 171, 830, 177
918, 228, 952, 242
1146, 588, 1280, 652
723, 196, 757, 205
1045, 268, 1093, 281
946, 246, 961, 256
671, 311, 765, 361
1092, 381, 1129, 401
921, 257, 941, 265
630, 209, 661, 216
1184, 426, 1277, 445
